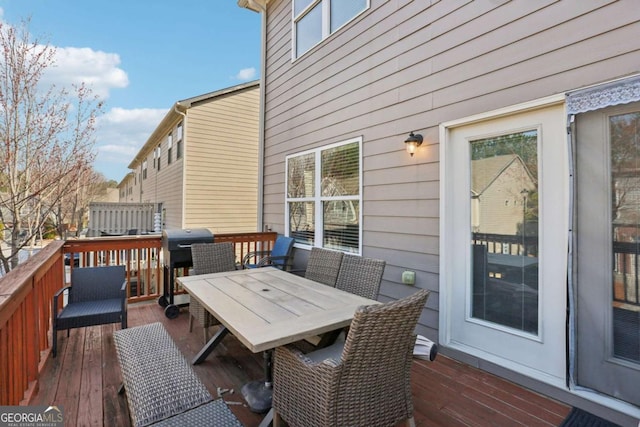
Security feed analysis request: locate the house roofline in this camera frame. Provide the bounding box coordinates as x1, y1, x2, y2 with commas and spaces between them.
237, 0, 269, 13
176, 79, 259, 108
117, 172, 135, 188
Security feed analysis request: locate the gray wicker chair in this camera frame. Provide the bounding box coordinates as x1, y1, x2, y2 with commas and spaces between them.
304, 247, 344, 286
52, 265, 127, 357
335, 255, 386, 300
272, 288, 430, 427
188, 242, 237, 342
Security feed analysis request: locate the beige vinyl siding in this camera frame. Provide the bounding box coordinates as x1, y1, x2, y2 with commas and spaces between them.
184, 86, 260, 233
260, 0, 640, 336
155, 129, 184, 229
137, 121, 184, 229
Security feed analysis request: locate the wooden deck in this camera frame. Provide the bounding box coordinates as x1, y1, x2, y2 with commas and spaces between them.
31, 301, 571, 426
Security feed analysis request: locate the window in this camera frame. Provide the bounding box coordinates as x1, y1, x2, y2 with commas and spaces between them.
470, 131, 539, 333
142, 160, 147, 180
293, 0, 368, 58
156, 145, 161, 171
176, 122, 183, 159
167, 133, 173, 165
286, 138, 361, 253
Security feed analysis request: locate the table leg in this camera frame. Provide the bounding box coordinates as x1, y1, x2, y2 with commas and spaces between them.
192, 325, 229, 365
258, 408, 274, 427
241, 350, 273, 413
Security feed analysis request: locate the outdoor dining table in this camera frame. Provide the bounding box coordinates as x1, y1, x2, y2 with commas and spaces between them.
177, 266, 380, 425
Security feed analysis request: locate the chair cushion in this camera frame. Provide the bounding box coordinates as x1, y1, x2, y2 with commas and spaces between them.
303, 332, 346, 364
56, 298, 123, 330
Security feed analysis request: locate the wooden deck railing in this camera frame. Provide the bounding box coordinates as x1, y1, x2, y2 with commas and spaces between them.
0, 231, 278, 406
63, 235, 164, 303
0, 241, 65, 405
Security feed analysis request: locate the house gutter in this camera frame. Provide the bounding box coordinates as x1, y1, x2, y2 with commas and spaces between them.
239, 0, 267, 232
174, 104, 187, 228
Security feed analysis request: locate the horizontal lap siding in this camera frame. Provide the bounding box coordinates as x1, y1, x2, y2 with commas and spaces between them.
262, 0, 640, 337
139, 121, 184, 229
184, 86, 260, 233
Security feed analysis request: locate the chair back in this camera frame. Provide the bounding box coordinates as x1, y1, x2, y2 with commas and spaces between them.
335, 255, 385, 300
336, 289, 430, 426
269, 236, 295, 270
70, 265, 126, 302
304, 247, 344, 286
191, 242, 236, 275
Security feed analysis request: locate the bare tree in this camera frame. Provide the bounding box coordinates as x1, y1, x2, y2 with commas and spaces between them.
0, 19, 103, 272
51, 168, 110, 239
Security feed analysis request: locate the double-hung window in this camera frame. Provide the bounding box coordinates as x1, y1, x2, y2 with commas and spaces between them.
286, 137, 361, 253
293, 0, 369, 58
176, 122, 183, 159
167, 132, 173, 165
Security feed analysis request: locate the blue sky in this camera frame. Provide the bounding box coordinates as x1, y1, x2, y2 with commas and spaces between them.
0, 0, 261, 182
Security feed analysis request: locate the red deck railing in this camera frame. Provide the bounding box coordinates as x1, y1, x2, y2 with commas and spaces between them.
0, 231, 278, 406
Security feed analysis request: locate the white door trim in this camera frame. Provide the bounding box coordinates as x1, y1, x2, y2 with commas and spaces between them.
439, 94, 567, 388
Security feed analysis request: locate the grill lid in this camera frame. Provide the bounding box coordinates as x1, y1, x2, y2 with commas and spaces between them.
162, 228, 213, 252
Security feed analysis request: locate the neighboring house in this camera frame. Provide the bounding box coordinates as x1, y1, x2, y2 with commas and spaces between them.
471, 154, 537, 236
237, 0, 640, 425
119, 81, 260, 233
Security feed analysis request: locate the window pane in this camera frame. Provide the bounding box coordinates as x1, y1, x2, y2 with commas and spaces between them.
470, 130, 539, 334
296, 4, 322, 57
323, 200, 359, 252
610, 111, 640, 362
330, 0, 367, 32
177, 122, 183, 140
321, 141, 359, 196
287, 153, 315, 198
289, 201, 315, 245
294, 0, 315, 16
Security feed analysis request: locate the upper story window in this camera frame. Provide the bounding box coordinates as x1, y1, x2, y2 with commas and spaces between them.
285, 137, 362, 253
293, 0, 368, 59
176, 122, 183, 159
142, 160, 147, 180
167, 132, 173, 165
156, 145, 161, 171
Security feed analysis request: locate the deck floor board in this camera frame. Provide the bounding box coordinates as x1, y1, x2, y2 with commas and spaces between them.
31, 301, 571, 426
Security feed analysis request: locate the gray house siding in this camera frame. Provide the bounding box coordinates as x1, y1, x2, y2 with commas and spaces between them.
258, 0, 640, 344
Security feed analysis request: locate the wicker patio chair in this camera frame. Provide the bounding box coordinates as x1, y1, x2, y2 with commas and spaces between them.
242, 235, 295, 271
52, 265, 127, 357
304, 247, 344, 286
189, 242, 237, 342
272, 288, 430, 427
335, 255, 386, 300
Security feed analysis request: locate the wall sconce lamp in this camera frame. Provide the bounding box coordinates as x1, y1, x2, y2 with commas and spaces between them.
404, 132, 423, 156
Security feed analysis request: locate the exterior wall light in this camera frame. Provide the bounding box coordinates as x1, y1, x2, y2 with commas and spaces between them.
404, 132, 423, 156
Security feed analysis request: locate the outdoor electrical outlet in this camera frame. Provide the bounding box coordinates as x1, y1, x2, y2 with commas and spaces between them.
402, 270, 416, 285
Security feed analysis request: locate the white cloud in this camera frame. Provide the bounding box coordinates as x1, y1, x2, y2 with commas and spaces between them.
42, 47, 129, 99
235, 67, 256, 81
94, 107, 168, 181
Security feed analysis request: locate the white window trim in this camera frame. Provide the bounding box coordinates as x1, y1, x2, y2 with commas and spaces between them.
291, 0, 370, 61
285, 136, 363, 255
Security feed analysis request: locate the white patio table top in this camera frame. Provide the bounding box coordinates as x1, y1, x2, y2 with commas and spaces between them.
178, 266, 380, 355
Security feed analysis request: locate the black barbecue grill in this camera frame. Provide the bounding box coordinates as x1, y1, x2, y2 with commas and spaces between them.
159, 228, 214, 318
